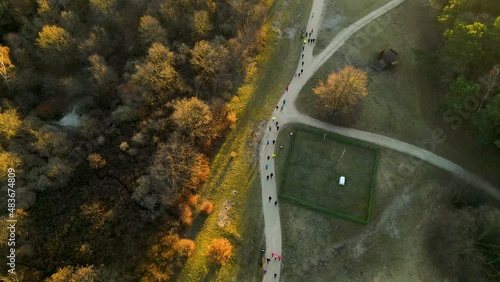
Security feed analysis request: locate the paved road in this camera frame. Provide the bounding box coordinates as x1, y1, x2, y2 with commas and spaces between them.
259, 0, 499, 280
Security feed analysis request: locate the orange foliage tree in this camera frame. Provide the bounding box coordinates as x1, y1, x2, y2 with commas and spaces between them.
207, 238, 232, 265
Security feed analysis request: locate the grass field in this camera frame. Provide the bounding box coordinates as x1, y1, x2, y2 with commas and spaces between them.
280, 128, 378, 222
297, 0, 500, 186
279, 147, 483, 281
313, 0, 391, 55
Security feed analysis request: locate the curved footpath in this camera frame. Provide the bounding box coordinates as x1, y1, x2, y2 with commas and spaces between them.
259, 0, 500, 280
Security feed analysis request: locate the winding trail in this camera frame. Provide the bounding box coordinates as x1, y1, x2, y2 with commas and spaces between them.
259, 0, 500, 281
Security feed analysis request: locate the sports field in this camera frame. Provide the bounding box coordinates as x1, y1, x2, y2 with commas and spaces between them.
279, 125, 378, 222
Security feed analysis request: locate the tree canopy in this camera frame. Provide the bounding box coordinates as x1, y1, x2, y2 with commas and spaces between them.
313, 66, 368, 115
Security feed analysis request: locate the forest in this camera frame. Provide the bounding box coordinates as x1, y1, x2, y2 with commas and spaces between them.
430, 0, 500, 148
0, 0, 268, 280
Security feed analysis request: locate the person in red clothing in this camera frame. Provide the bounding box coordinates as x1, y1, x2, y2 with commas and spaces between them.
278, 255, 282, 261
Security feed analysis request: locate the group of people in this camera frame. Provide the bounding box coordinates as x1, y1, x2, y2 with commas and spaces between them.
263, 252, 283, 278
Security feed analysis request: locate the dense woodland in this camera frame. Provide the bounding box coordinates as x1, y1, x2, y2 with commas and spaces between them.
0, 0, 268, 280
430, 0, 500, 148
425, 1, 500, 279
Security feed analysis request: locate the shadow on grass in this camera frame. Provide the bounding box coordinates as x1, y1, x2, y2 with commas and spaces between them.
184, 214, 209, 240
197, 263, 222, 282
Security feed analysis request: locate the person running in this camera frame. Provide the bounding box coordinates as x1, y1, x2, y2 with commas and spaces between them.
283, 99, 286, 104
266, 139, 270, 145
285, 85, 289, 91
264, 269, 267, 274
272, 140, 276, 145
277, 126, 280, 131
275, 121, 278, 126
266, 175, 269, 180
308, 38, 310, 43
271, 251, 275, 257
272, 116, 276, 121
294, 73, 297, 78
267, 155, 270, 160
274, 200, 278, 207
270, 173, 273, 178
268, 196, 272, 202
278, 255, 282, 261
298, 72, 301, 77
301, 69, 303, 74
280, 105, 284, 111
302, 61, 304, 66
274, 273, 277, 279
272, 153, 276, 158
267, 258, 271, 263
301, 54, 304, 58
265, 164, 269, 170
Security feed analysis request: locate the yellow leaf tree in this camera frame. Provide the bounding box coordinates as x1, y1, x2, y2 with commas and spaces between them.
0, 109, 22, 141
0, 45, 15, 89
313, 66, 368, 115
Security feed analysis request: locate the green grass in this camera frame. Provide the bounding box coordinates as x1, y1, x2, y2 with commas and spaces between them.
277, 124, 378, 223
176, 0, 314, 281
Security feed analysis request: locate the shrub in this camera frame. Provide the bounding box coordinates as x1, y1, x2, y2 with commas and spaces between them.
207, 238, 232, 265
174, 239, 195, 258
199, 201, 214, 215
87, 153, 106, 169
188, 195, 199, 208
180, 206, 193, 226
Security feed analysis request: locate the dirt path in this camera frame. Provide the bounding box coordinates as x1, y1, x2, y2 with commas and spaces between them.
259, 0, 499, 280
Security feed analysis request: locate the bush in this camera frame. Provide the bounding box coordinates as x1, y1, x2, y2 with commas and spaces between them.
188, 195, 199, 208
87, 153, 106, 169
206, 238, 232, 265
199, 201, 214, 215
180, 206, 193, 226
174, 239, 195, 258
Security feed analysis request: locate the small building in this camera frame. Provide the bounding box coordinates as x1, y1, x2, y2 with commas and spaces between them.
339, 176, 346, 186
371, 49, 399, 72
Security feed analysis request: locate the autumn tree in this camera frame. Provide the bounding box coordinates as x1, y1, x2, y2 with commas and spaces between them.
0, 109, 22, 141
171, 97, 217, 145
140, 234, 195, 281
45, 265, 96, 282
0, 45, 15, 89
313, 66, 368, 115
88, 153, 106, 169
36, 25, 75, 68
132, 42, 183, 105
88, 54, 118, 105
199, 200, 214, 214
190, 40, 231, 94
0, 149, 22, 179
207, 238, 232, 265
36, 25, 72, 53
138, 15, 167, 46
193, 10, 213, 36
89, 0, 117, 21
